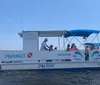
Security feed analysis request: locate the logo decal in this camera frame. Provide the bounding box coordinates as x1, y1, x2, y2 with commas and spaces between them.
74, 51, 83, 57
27, 53, 32, 58
91, 51, 99, 57
5, 52, 33, 59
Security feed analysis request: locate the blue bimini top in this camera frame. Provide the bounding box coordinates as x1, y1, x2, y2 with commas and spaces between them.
64, 29, 100, 38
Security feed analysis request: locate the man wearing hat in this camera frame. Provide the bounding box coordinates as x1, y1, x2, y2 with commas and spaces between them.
40, 38, 49, 51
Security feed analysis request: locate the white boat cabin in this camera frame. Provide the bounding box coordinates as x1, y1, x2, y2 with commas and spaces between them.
19, 30, 66, 52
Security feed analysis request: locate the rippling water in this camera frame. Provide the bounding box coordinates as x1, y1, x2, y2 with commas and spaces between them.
0, 70, 100, 85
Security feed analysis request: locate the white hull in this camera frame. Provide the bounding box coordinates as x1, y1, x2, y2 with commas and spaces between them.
0, 50, 100, 71
1, 62, 100, 71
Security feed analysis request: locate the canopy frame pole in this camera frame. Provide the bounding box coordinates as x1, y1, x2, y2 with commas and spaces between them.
90, 33, 98, 43
66, 37, 71, 44
61, 37, 68, 50
69, 36, 75, 44
68, 33, 77, 44
58, 36, 60, 50
74, 36, 85, 49
63, 36, 65, 50
97, 34, 99, 43
78, 38, 87, 49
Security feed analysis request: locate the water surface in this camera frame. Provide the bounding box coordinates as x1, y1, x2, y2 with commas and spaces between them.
0, 71, 100, 85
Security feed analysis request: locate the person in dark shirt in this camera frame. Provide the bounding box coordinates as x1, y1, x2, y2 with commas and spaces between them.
66, 44, 70, 51
54, 47, 57, 50
49, 45, 53, 51
85, 46, 89, 61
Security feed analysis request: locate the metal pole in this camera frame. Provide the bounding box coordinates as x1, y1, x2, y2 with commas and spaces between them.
58, 36, 60, 50
78, 38, 87, 49
97, 34, 99, 43
63, 36, 65, 50
91, 33, 98, 43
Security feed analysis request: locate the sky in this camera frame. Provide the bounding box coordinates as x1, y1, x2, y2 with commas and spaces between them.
0, 0, 100, 50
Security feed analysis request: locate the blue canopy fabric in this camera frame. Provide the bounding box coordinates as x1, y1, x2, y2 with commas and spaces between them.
84, 43, 100, 46
64, 29, 100, 38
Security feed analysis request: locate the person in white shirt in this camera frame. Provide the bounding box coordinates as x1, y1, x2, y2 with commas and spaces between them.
40, 38, 49, 51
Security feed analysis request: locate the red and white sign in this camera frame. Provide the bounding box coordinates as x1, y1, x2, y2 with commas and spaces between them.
27, 52, 32, 58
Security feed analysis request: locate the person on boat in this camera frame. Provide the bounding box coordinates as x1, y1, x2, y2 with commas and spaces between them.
97, 47, 99, 50
54, 47, 57, 50
71, 43, 78, 50
66, 44, 70, 51
40, 38, 49, 51
90, 44, 96, 50
71, 43, 75, 49
85, 46, 89, 61
49, 45, 54, 51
